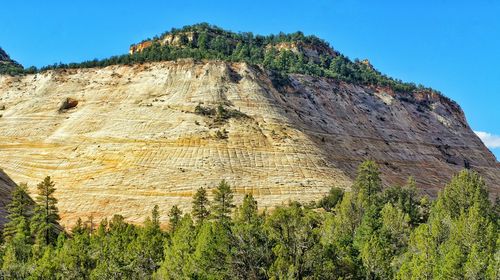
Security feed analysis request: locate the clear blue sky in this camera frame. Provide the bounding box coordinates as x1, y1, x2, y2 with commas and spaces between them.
1, 0, 499, 159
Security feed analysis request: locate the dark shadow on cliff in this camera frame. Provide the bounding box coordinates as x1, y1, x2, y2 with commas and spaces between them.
0, 168, 18, 226
253, 66, 500, 198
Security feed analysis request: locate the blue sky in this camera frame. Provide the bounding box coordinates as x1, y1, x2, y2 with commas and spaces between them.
1, 0, 499, 159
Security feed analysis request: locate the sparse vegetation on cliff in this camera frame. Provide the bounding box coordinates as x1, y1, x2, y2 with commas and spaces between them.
0, 162, 497, 279
195, 103, 248, 126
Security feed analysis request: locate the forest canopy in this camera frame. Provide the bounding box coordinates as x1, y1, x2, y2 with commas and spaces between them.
0, 161, 498, 279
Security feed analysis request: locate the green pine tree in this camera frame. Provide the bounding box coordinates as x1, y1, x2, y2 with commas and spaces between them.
1, 218, 33, 279
168, 205, 182, 232
30, 176, 62, 246
353, 160, 382, 207
211, 180, 235, 222
317, 186, 344, 212
320, 192, 363, 278
396, 224, 437, 279
191, 221, 233, 279
3, 183, 33, 242
192, 187, 210, 224
231, 194, 272, 279
154, 215, 196, 279
265, 202, 325, 279
129, 206, 165, 278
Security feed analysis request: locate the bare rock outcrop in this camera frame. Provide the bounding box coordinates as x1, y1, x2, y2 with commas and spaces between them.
0, 47, 23, 73
0, 60, 497, 227
59, 97, 79, 112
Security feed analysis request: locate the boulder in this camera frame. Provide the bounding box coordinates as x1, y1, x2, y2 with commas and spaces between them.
59, 98, 78, 112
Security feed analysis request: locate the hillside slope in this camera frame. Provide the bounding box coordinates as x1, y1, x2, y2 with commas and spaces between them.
0, 59, 498, 227
0, 47, 24, 75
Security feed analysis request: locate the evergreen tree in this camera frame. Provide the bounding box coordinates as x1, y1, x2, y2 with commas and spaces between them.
353, 204, 383, 279
71, 217, 85, 235
197, 31, 209, 50
168, 205, 182, 232
317, 186, 344, 212
30, 176, 62, 246
353, 160, 382, 207
151, 204, 160, 229
53, 227, 94, 279
320, 193, 363, 278
90, 214, 137, 279
129, 206, 165, 278
211, 180, 235, 222
396, 224, 437, 279
358, 203, 411, 279
0, 164, 495, 279
398, 170, 498, 280
155, 215, 196, 279
192, 187, 210, 224
382, 177, 426, 225
191, 221, 233, 279
3, 183, 33, 242
1, 218, 33, 278
265, 202, 327, 279
436, 170, 491, 219
30, 245, 59, 279
231, 194, 272, 279
236, 193, 258, 223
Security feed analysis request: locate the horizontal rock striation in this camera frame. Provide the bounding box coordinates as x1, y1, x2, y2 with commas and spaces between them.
0, 60, 497, 227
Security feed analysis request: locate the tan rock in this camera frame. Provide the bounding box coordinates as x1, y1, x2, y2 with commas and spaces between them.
0, 60, 497, 228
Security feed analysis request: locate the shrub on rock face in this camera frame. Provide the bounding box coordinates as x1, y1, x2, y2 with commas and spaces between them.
59, 98, 78, 112
194, 104, 216, 116
195, 103, 248, 123
215, 129, 228, 139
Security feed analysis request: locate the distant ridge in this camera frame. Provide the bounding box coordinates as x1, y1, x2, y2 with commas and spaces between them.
0, 47, 24, 75
3, 23, 436, 97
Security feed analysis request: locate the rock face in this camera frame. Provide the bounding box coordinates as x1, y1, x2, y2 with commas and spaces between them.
0, 60, 498, 227
0, 48, 13, 63
0, 47, 23, 69
129, 32, 199, 54
0, 170, 16, 225
268, 41, 338, 63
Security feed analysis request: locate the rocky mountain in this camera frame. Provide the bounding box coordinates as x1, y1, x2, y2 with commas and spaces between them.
0, 25, 498, 227
0, 47, 23, 75
0, 48, 14, 63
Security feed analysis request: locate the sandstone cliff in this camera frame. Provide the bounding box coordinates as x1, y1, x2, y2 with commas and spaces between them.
0, 60, 498, 227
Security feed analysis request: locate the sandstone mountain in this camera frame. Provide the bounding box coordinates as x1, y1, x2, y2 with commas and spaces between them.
0, 26, 498, 228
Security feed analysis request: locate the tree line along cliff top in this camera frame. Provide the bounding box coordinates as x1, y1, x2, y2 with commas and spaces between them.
2, 23, 444, 99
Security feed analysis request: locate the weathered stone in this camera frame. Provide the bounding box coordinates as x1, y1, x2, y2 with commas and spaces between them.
0, 60, 497, 228
59, 97, 79, 112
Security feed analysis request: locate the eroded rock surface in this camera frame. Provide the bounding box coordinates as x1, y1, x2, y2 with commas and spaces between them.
0, 60, 497, 227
